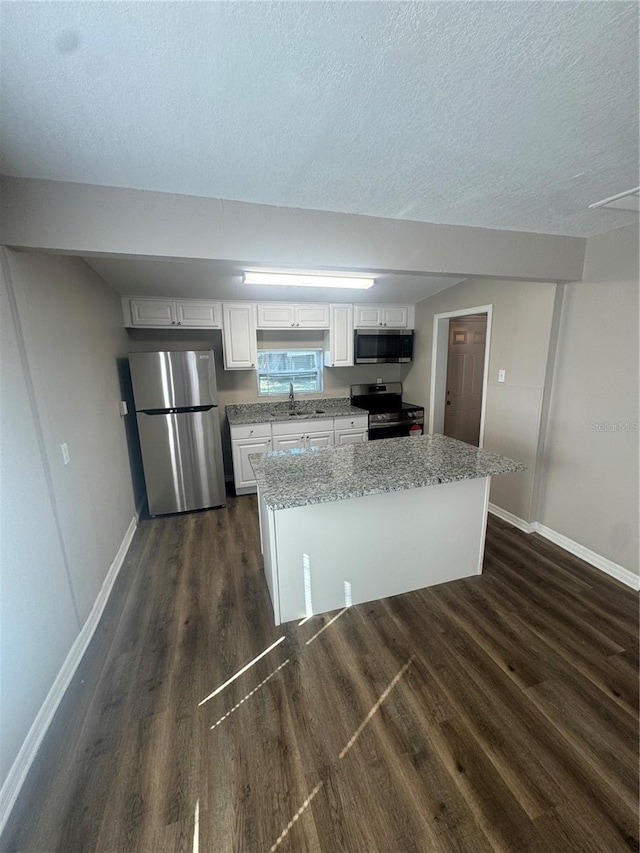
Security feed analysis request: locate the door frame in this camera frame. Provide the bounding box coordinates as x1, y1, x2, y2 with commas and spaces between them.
428, 304, 493, 447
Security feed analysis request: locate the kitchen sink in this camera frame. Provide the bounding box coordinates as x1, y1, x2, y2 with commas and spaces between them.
274, 409, 326, 418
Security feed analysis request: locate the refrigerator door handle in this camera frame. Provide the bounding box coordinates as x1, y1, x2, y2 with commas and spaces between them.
140, 405, 216, 415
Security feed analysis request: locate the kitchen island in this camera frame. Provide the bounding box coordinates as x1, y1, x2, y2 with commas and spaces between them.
250, 434, 525, 625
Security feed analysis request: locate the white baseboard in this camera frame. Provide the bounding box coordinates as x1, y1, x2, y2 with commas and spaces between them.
488, 503, 536, 533
488, 503, 639, 591
535, 523, 640, 592
0, 515, 138, 836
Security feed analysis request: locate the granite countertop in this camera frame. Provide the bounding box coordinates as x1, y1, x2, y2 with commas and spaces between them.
250, 433, 526, 510
226, 397, 367, 426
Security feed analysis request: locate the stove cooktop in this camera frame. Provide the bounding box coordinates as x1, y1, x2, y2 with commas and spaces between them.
350, 382, 424, 425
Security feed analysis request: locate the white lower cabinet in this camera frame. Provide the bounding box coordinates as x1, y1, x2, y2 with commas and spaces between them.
230, 423, 272, 495
334, 414, 368, 445
231, 415, 365, 494
272, 434, 306, 452
272, 418, 334, 451
335, 429, 367, 445
306, 430, 333, 449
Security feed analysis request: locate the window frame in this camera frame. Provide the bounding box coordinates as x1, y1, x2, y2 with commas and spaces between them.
256, 348, 324, 397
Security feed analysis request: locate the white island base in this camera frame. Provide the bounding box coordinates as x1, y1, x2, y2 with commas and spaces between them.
258, 475, 491, 625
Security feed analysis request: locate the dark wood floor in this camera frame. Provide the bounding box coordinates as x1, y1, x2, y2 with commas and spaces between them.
3, 497, 638, 852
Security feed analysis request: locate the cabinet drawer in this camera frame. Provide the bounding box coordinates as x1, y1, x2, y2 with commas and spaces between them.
271, 418, 333, 436
334, 415, 368, 431
230, 422, 272, 440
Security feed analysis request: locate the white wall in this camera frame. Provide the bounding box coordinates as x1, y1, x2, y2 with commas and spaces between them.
403, 279, 557, 522
538, 224, 639, 575
0, 249, 136, 796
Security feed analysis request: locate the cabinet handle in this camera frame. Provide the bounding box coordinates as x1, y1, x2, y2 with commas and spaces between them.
250, 429, 254, 434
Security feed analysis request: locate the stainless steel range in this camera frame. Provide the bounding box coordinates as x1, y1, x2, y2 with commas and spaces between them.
350, 382, 425, 440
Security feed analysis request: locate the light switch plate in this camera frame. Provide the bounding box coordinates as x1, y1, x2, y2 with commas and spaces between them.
498, 369, 506, 383
119, 400, 128, 416
61, 442, 70, 465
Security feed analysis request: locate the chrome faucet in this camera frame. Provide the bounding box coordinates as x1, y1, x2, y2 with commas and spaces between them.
289, 381, 295, 410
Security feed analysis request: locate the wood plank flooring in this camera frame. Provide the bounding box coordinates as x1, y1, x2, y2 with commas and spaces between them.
2, 499, 638, 852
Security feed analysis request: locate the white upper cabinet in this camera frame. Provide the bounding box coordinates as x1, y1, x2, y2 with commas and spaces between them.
324, 304, 354, 367
175, 300, 221, 328
353, 304, 414, 329
124, 297, 222, 328
222, 303, 258, 370
127, 298, 176, 327
256, 303, 295, 328
256, 303, 330, 329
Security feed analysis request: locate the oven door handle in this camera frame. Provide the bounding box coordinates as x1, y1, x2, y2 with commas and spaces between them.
368, 419, 424, 430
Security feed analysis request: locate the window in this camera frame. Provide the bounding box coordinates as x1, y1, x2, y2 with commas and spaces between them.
257, 349, 323, 396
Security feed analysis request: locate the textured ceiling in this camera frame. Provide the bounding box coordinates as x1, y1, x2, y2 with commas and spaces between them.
1, 1, 638, 238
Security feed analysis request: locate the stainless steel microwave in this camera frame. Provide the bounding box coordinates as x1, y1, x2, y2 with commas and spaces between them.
354, 329, 414, 363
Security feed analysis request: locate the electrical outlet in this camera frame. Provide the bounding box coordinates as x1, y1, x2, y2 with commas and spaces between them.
61, 442, 70, 465
498, 369, 506, 383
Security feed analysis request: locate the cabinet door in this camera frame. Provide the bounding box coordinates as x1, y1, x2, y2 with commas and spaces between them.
222, 303, 258, 369
354, 305, 383, 328
305, 430, 333, 449
232, 436, 272, 494
382, 306, 410, 328
129, 298, 176, 327
272, 434, 305, 451
324, 304, 354, 367
256, 304, 296, 328
335, 429, 367, 445
176, 301, 221, 328
295, 304, 330, 329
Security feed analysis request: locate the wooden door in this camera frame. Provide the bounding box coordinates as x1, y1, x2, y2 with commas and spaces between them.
443, 315, 487, 446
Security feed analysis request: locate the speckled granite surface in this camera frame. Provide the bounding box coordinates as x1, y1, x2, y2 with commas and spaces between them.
250, 433, 526, 510
226, 397, 366, 426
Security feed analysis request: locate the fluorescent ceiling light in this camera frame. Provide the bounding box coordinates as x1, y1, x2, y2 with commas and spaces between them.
243, 270, 375, 289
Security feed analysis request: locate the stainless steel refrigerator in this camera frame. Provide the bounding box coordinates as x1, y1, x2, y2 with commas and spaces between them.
129, 350, 226, 516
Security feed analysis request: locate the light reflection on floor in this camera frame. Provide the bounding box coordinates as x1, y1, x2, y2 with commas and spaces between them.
338, 656, 414, 759
199, 602, 414, 849
269, 781, 324, 852
192, 799, 199, 853
210, 659, 291, 730
305, 606, 350, 646
198, 635, 285, 706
